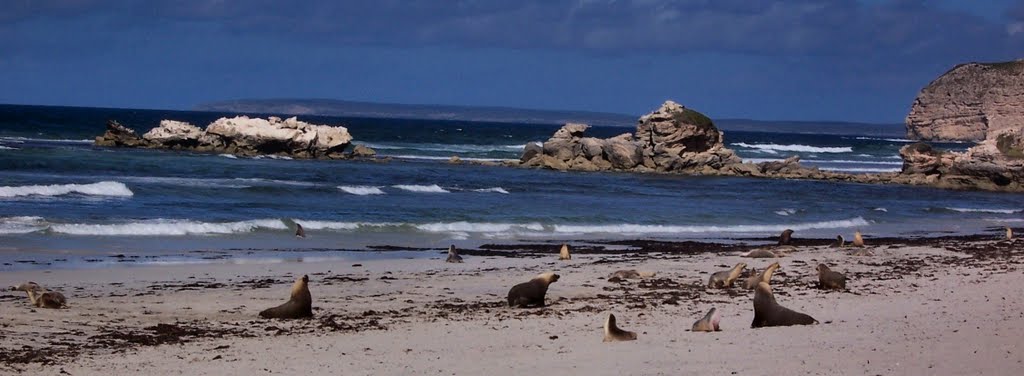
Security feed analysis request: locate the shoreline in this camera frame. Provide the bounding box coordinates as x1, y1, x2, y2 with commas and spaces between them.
2, 234, 1022, 374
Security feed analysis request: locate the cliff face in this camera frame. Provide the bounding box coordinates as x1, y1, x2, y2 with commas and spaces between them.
906, 60, 1024, 142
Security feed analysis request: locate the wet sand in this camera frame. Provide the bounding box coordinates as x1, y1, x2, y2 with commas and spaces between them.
2, 236, 1023, 375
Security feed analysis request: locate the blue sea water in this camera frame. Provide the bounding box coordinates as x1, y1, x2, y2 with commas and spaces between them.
0, 104, 1019, 269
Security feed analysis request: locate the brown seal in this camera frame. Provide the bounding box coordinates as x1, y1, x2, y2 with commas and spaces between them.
849, 248, 875, 257
559, 244, 571, 260
295, 223, 306, 238
744, 261, 780, 290
741, 248, 780, 258
817, 264, 847, 290
691, 307, 721, 332
778, 229, 794, 246
603, 313, 638, 342
259, 275, 313, 319
608, 270, 656, 280
852, 230, 865, 247
445, 245, 464, 263
751, 282, 818, 328
829, 235, 845, 248
12, 282, 66, 309
708, 263, 746, 289
507, 272, 560, 308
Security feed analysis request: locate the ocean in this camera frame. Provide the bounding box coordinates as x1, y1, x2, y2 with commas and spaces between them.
0, 104, 1018, 270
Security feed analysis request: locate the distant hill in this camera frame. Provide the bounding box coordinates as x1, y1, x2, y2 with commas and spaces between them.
195, 98, 904, 137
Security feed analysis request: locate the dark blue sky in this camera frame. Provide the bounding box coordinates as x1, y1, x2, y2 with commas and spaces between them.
1, 0, 1022, 123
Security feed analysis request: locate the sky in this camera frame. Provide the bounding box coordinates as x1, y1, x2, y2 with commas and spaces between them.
0, 0, 1022, 123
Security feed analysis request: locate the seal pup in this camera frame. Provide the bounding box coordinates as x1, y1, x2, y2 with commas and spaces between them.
259, 275, 313, 319
741, 248, 780, 258
691, 307, 722, 332
507, 272, 560, 308
852, 230, 865, 247
294, 223, 305, 238
603, 313, 638, 342
778, 229, 794, 246
829, 235, 845, 248
445, 245, 463, 263
708, 263, 746, 289
817, 264, 847, 290
743, 261, 780, 290
12, 282, 66, 309
751, 281, 818, 328
608, 270, 656, 280
558, 243, 571, 260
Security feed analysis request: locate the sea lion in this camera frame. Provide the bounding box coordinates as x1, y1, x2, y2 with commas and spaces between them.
751, 281, 818, 328
12, 282, 66, 309
691, 307, 722, 332
559, 243, 571, 260
852, 230, 865, 247
507, 272, 560, 308
817, 264, 847, 290
849, 248, 875, 257
741, 248, 780, 258
708, 263, 746, 289
829, 235, 845, 248
445, 245, 463, 263
259, 275, 313, 319
1007, 227, 1014, 241
743, 261, 780, 290
295, 223, 306, 238
778, 229, 794, 246
603, 313, 638, 342
608, 270, 656, 280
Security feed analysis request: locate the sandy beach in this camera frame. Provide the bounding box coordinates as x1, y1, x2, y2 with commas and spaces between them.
1, 236, 1023, 375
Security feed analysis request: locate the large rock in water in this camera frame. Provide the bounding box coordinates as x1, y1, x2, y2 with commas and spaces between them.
906, 60, 1024, 142
95, 116, 360, 159
897, 128, 1024, 191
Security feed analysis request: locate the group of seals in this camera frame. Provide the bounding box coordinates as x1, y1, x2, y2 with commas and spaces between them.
507, 272, 560, 308
708, 263, 747, 288
11, 282, 67, 309
259, 275, 313, 319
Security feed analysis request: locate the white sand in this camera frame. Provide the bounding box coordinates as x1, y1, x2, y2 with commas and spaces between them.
2, 242, 1023, 375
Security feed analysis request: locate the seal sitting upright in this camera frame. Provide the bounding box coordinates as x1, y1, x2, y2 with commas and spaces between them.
778, 229, 794, 246
603, 313, 638, 342
691, 307, 722, 332
507, 272, 560, 308
445, 245, 463, 263
829, 235, 845, 248
817, 264, 847, 290
708, 263, 746, 289
852, 230, 865, 247
259, 275, 313, 319
751, 282, 817, 328
558, 244, 571, 260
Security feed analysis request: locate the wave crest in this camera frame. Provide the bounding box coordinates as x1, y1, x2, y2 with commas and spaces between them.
732, 142, 853, 153
0, 181, 133, 198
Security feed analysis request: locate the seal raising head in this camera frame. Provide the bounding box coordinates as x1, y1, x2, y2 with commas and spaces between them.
691, 307, 722, 332
852, 230, 865, 247
817, 264, 847, 290
778, 229, 794, 246
708, 263, 746, 289
507, 272, 560, 308
446, 245, 464, 263
829, 235, 845, 248
294, 223, 306, 238
259, 275, 313, 319
743, 262, 780, 290
558, 244, 571, 261
751, 282, 818, 328
12, 282, 66, 309
603, 313, 638, 342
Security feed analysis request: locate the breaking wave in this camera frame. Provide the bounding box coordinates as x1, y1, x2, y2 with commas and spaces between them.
0, 181, 133, 198
731, 143, 853, 153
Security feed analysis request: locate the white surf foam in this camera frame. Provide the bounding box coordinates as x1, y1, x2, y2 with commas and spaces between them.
252, 155, 293, 160
219, 154, 238, 159
0, 181, 133, 198
415, 222, 545, 233
362, 142, 528, 154
774, 208, 797, 216
232, 178, 317, 187
472, 187, 510, 194
0, 145, 16, 150
731, 142, 853, 153
388, 155, 509, 162
804, 159, 903, 166
819, 167, 901, 173
0, 137, 92, 144
0, 216, 47, 234
49, 219, 288, 236
338, 186, 386, 195
854, 137, 915, 143
553, 217, 869, 235
947, 207, 1021, 214
874, 207, 888, 212
392, 184, 450, 193
124, 176, 251, 189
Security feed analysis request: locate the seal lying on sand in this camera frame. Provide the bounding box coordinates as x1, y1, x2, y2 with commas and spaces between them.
691, 307, 722, 332
852, 230, 865, 247
259, 275, 313, 319
445, 245, 463, 263
741, 248, 782, 258
603, 313, 638, 342
778, 229, 794, 246
12, 282, 66, 309
708, 263, 746, 289
829, 235, 845, 248
849, 248, 875, 257
508, 272, 560, 308
294, 223, 305, 238
751, 282, 817, 328
608, 270, 656, 280
559, 244, 571, 260
817, 264, 847, 290
744, 262, 780, 290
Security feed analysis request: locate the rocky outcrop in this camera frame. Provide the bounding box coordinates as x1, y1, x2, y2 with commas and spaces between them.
898, 128, 1024, 191
520, 101, 741, 174
906, 60, 1024, 142
96, 116, 372, 159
